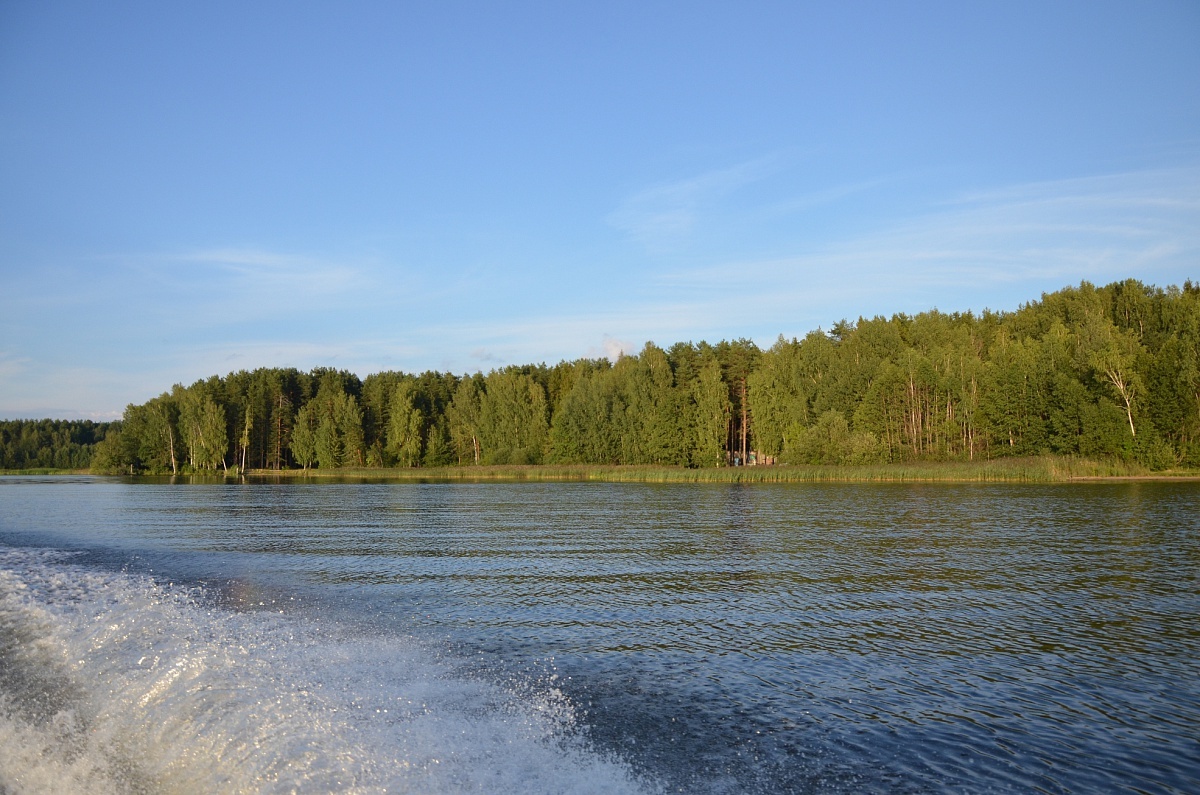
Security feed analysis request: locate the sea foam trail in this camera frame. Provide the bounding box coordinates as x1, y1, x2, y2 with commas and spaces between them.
0, 547, 651, 795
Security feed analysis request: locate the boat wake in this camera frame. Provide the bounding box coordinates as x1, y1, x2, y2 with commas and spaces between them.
0, 546, 651, 794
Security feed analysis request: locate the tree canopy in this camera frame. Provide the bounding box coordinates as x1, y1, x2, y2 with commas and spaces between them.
0, 419, 114, 470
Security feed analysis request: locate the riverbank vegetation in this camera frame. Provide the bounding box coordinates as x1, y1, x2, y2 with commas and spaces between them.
241, 456, 1183, 483
0, 419, 115, 471
65, 279, 1200, 476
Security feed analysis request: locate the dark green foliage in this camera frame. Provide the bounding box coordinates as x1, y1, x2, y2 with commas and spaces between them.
0, 419, 116, 470
447, 374, 485, 465
478, 368, 550, 464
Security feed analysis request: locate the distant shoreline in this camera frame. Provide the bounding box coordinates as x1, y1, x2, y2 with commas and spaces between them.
238, 462, 1200, 484
6, 457, 1197, 483
1058, 474, 1200, 482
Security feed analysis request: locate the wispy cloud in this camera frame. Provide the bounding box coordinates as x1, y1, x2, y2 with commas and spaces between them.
174, 247, 364, 288
607, 156, 784, 249
164, 337, 430, 381
407, 300, 723, 374
168, 247, 372, 306
604, 336, 636, 361
72, 246, 422, 336
0, 351, 30, 380
0, 362, 136, 420
753, 175, 898, 221
657, 165, 1200, 324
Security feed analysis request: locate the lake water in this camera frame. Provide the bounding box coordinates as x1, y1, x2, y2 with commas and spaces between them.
0, 477, 1197, 794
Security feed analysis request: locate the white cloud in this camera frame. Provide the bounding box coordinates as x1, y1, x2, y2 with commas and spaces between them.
0, 351, 30, 380
0, 363, 137, 420
599, 335, 636, 362
607, 156, 784, 249
75, 247, 413, 336
655, 165, 1200, 323
172, 248, 373, 307
175, 248, 366, 289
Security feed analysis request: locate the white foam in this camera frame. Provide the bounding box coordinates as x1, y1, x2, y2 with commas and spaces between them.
0, 547, 653, 795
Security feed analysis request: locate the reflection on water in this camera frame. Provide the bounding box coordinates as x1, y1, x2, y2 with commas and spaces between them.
1, 477, 1198, 793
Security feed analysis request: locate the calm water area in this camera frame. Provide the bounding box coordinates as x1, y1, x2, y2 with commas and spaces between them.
1, 476, 1197, 793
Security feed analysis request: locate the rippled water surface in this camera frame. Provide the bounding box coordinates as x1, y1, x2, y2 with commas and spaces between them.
1, 477, 1197, 793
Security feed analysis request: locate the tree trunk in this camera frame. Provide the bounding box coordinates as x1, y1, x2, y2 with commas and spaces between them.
1106, 369, 1136, 437
734, 379, 744, 468
166, 418, 177, 476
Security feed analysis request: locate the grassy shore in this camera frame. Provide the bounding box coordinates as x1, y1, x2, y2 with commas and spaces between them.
238, 456, 1200, 483
7, 457, 1198, 482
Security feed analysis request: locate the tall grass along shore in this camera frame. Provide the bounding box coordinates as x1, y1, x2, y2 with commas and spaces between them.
234, 457, 1198, 484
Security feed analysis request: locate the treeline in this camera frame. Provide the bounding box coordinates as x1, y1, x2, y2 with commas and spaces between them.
0, 419, 115, 470
88, 279, 1200, 474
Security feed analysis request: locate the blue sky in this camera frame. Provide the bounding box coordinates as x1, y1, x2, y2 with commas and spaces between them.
2, 1, 1198, 419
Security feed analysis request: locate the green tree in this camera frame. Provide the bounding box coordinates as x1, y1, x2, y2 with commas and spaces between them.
290, 402, 317, 470
549, 366, 619, 464
789, 409, 881, 465
747, 335, 813, 459
311, 391, 364, 469
335, 392, 365, 467
314, 408, 342, 469
387, 381, 425, 467
980, 330, 1046, 456
479, 369, 549, 464
89, 427, 126, 474
237, 406, 253, 472
691, 355, 729, 467
422, 417, 453, 466
198, 395, 228, 471
121, 395, 179, 474
1080, 316, 1143, 438
447, 375, 484, 465
716, 339, 760, 465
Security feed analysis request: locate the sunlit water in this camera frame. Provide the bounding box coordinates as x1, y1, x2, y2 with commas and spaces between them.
1, 477, 1197, 794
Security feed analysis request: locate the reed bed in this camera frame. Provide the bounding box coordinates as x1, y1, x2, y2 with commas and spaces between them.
239, 456, 1193, 484
10, 457, 1189, 482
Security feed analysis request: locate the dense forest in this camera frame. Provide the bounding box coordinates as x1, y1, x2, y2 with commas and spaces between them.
0, 419, 115, 470
17, 279, 1197, 474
